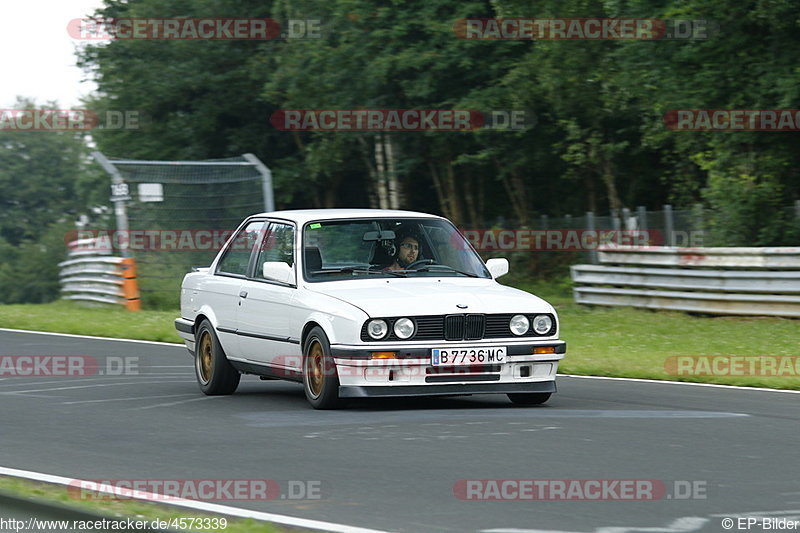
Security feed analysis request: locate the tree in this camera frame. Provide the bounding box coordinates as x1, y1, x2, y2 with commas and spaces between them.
77, 0, 304, 201
0, 99, 105, 303
0, 99, 103, 246
613, 0, 800, 243
77, 0, 800, 241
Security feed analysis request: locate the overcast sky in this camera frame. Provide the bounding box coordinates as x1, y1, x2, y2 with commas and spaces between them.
2, 0, 105, 109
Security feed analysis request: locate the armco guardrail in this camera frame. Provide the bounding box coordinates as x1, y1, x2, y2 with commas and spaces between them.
571, 246, 800, 317
58, 238, 140, 311
595, 246, 800, 268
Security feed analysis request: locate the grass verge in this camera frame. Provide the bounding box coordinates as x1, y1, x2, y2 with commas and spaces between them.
0, 300, 181, 343
0, 291, 798, 389
515, 280, 800, 390
0, 477, 303, 533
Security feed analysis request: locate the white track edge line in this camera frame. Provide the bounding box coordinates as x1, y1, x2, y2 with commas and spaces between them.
1, 328, 796, 394
558, 374, 800, 393
0, 466, 393, 533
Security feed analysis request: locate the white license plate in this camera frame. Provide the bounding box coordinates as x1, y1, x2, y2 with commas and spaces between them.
431, 347, 507, 366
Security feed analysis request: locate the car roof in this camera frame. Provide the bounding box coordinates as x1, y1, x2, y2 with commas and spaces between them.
249, 208, 445, 225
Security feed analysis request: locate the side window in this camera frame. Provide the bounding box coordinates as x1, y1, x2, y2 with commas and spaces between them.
216, 221, 265, 276
254, 222, 295, 279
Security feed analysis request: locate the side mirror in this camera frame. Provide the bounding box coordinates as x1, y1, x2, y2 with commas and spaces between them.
486, 258, 509, 279
262, 261, 294, 284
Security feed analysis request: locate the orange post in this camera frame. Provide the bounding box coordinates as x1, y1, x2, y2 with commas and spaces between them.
119, 257, 141, 311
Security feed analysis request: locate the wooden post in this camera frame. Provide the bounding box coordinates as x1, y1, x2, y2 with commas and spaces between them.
664, 204, 675, 247
586, 211, 598, 264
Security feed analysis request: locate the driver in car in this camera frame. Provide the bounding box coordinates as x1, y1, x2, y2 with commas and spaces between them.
385, 234, 420, 271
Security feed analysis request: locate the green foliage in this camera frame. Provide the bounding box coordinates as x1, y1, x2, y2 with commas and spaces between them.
0, 100, 106, 304
75, 0, 800, 236
0, 477, 288, 533
0, 222, 75, 304
3, 293, 798, 390
4, 0, 796, 307
0, 300, 181, 342
78, 0, 288, 161
697, 153, 797, 246
0, 100, 105, 246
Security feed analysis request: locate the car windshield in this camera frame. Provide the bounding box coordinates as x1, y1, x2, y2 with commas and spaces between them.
302, 218, 490, 281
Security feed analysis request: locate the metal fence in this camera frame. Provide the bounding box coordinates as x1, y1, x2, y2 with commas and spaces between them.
506, 203, 797, 245
571, 246, 800, 317
90, 152, 274, 309
478, 203, 800, 273
68, 151, 800, 310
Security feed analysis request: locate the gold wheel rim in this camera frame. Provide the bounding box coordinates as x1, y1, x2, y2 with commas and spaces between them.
198, 331, 213, 383
307, 340, 324, 397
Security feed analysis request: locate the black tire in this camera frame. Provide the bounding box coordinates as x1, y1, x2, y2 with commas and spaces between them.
302, 326, 343, 409
195, 320, 241, 395
507, 392, 551, 406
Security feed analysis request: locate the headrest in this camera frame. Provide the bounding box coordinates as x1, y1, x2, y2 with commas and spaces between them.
304, 246, 322, 271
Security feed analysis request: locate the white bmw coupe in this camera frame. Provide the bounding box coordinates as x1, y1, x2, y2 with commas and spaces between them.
175, 209, 565, 409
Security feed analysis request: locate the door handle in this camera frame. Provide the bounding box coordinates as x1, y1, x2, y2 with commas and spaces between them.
239, 290, 248, 298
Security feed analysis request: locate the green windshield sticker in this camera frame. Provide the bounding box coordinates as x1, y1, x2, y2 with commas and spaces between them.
309, 223, 322, 229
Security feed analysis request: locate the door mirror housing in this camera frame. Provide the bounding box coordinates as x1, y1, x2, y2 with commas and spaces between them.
262, 261, 294, 284
486, 258, 509, 279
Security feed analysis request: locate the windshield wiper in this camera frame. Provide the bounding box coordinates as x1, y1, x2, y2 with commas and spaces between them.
413, 265, 480, 277
310, 267, 407, 278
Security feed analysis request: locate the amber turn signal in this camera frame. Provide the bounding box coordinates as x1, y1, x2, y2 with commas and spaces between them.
533, 346, 556, 355
371, 351, 398, 359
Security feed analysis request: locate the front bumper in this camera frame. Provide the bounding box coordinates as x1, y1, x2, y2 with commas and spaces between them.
340, 380, 556, 398
330, 339, 565, 395
330, 340, 566, 359
174, 318, 195, 353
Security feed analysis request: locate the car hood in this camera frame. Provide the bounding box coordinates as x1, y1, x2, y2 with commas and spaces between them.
303, 278, 554, 317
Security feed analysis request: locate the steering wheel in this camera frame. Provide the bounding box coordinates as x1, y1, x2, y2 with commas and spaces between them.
405, 258, 435, 270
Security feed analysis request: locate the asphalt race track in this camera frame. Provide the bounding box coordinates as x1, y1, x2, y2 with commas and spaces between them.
0, 328, 798, 533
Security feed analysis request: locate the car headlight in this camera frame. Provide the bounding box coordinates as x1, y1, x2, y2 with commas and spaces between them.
393, 317, 415, 339
509, 314, 530, 336
367, 319, 389, 339
532, 315, 553, 335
